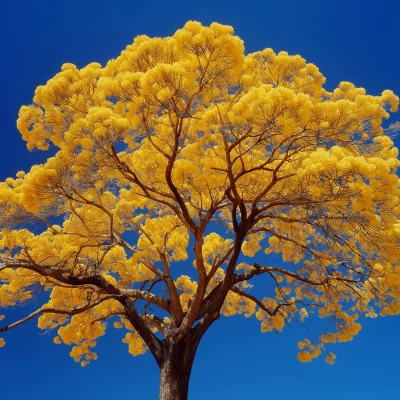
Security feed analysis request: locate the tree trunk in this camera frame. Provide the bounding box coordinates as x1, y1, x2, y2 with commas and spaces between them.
158, 337, 198, 400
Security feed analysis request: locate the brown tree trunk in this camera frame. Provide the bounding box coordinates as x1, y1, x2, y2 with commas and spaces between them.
158, 337, 198, 400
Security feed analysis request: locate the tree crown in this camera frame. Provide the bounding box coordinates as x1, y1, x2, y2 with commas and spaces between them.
1, 21, 400, 366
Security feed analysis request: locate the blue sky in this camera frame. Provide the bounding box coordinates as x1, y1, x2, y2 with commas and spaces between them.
1, 0, 400, 399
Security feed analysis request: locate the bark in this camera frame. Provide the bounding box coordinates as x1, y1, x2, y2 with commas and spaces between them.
158, 336, 198, 400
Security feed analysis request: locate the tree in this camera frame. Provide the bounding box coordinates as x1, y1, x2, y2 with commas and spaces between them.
1, 20, 400, 399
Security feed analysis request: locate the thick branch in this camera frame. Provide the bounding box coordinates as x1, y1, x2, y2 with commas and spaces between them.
0, 258, 162, 357
121, 289, 170, 312
141, 313, 167, 334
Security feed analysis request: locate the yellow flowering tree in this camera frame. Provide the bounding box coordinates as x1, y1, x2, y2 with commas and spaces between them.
1, 21, 400, 400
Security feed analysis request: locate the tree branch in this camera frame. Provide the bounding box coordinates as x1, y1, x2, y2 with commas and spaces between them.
0, 257, 163, 357
0, 295, 119, 333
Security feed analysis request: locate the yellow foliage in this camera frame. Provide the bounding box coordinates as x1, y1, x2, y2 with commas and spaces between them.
1, 21, 399, 368
298, 351, 312, 362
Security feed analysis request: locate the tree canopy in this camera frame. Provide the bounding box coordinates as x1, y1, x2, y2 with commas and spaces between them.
1, 20, 400, 399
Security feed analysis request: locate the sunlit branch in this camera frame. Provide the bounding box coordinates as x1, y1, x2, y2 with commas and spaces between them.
141, 313, 167, 334
121, 289, 170, 311
234, 263, 365, 287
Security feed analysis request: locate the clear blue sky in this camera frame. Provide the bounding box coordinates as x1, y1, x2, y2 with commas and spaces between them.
1, 0, 400, 399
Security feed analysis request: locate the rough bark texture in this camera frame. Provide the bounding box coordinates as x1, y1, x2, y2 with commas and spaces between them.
159, 336, 198, 400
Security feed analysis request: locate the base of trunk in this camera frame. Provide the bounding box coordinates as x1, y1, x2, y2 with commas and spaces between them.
159, 337, 198, 400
